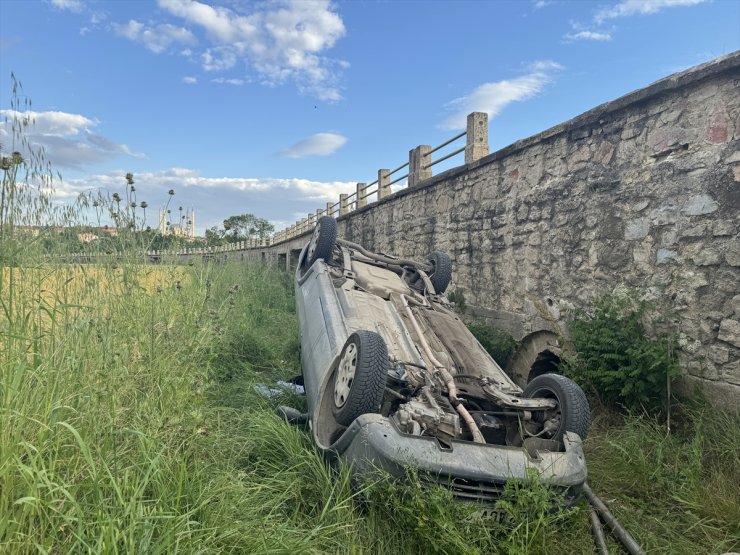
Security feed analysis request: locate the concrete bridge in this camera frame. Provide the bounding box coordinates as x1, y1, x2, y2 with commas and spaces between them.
149, 52, 740, 409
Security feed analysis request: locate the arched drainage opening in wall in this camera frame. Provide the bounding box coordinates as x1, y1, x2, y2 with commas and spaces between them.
507, 330, 563, 388
527, 350, 562, 383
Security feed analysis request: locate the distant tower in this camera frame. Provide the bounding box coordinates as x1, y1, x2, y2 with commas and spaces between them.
187, 208, 195, 238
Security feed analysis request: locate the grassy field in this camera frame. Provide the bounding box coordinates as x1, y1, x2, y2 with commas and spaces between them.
1, 256, 738, 554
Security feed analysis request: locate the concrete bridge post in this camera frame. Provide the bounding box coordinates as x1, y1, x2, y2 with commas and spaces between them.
378, 169, 390, 200
356, 183, 367, 209
326, 201, 333, 217
340, 194, 349, 216
409, 145, 432, 187
465, 112, 489, 164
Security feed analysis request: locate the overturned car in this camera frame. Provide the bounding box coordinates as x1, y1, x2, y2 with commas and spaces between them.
290, 217, 589, 504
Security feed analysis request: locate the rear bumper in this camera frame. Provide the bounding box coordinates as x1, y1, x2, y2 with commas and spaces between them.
325, 414, 587, 504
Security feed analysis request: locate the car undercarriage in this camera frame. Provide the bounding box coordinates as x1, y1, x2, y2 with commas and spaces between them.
292, 217, 590, 502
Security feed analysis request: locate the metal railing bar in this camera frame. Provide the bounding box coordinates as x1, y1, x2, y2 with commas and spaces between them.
361, 186, 379, 200
428, 131, 466, 156
388, 172, 409, 186
387, 162, 409, 176
424, 145, 465, 169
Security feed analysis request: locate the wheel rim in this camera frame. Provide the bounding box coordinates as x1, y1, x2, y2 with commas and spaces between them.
529, 388, 563, 438
334, 342, 357, 408
307, 222, 320, 261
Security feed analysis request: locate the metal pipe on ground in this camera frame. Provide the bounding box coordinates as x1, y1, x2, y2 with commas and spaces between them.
589, 504, 610, 555
583, 482, 644, 555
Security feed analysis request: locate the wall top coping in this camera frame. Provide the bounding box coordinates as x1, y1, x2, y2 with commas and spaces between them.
338, 50, 740, 221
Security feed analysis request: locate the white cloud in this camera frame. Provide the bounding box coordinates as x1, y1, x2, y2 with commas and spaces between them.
533, 0, 553, 8
62, 168, 355, 200
563, 30, 612, 42
440, 61, 564, 130
595, 0, 707, 23
279, 132, 347, 158
211, 77, 244, 85
113, 19, 197, 54
0, 110, 144, 169
201, 46, 238, 71
57, 168, 357, 229
182, 76, 198, 84
51, 0, 83, 12
156, 0, 346, 100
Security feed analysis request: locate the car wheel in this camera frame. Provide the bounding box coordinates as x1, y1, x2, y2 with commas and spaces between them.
305, 216, 336, 268
332, 330, 389, 426
427, 251, 452, 293
523, 373, 590, 441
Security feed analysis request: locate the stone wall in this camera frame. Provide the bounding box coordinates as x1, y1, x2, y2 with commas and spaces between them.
327, 53, 739, 409
177, 53, 739, 409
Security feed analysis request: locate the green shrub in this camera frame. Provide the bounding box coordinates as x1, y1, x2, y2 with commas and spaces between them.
563, 294, 679, 413
447, 288, 467, 313
468, 322, 518, 364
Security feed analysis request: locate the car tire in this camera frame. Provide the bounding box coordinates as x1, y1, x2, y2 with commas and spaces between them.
427, 251, 452, 293
332, 330, 389, 426
305, 216, 337, 268
523, 373, 590, 441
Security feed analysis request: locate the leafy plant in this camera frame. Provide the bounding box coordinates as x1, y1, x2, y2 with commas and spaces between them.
468, 322, 518, 364
447, 288, 467, 313
563, 294, 679, 413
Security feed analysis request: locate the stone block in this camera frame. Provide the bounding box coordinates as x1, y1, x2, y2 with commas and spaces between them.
632, 199, 650, 212
660, 108, 683, 125
680, 223, 711, 238
647, 127, 686, 154
650, 203, 680, 226
633, 239, 653, 266
725, 239, 740, 266
681, 269, 709, 292
620, 126, 642, 140
718, 318, 740, 348
693, 248, 722, 266
726, 150, 740, 164
728, 294, 740, 317
686, 360, 718, 380
707, 345, 730, 365
721, 361, 740, 386
594, 140, 616, 165
656, 248, 678, 264
661, 229, 678, 247
625, 218, 650, 240
705, 104, 730, 144
712, 220, 736, 236
682, 194, 719, 216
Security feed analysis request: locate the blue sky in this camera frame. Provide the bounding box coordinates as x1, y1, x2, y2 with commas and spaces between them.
1, 0, 738, 233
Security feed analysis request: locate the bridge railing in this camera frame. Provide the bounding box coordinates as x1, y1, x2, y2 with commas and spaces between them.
272, 111, 488, 245
105, 111, 489, 256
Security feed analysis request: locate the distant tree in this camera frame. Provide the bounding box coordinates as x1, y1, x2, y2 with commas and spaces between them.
205, 226, 225, 246
221, 213, 274, 242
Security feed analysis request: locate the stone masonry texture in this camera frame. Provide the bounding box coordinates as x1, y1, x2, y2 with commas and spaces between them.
217, 53, 740, 410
